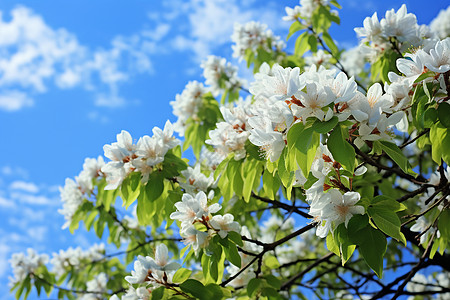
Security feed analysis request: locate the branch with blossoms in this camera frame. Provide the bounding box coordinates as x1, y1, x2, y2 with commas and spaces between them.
9, 1, 450, 300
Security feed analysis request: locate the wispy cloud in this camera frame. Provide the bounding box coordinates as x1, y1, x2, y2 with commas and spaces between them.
156, 0, 289, 61
0, 90, 33, 111
9, 181, 39, 193
0, 6, 160, 111
0, 167, 82, 283
0, 1, 288, 112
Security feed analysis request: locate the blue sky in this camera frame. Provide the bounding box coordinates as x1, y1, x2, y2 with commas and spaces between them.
0, 0, 447, 299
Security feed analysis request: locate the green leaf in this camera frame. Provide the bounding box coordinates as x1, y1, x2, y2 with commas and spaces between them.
145, 171, 165, 201
228, 231, 244, 247
326, 232, 340, 256
120, 172, 141, 208
287, 21, 306, 40
84, 210, 98, 231
438, 102, 450, 128
151, 287, 165, 300
371, 196, 407, 212
423, 107, 438, 128
334, 224, 356, 265
328, 124, 355, 172
265, 255, 280, 269
322, 32, 338, 55
278, 148, 295, 190
243, 158, 262, 202
411, 91, 428, 130
349, 224, 387, 277
262, 169, 280, 199
429, 121, 450, 164
287, 122, 320, 177
224, 242, 241, 268
162, 151, 188, 178
265, 275, 281, 289
368, 205, 406, 245
330, 0, 342, 9
308, 34, 318, 53
438, 209, 450, 250
379, 141, 416, 175
201, 252, 210, 279
210, 259, 219, 281
180, 279, 207, 299
204, 284, 224, 299
295, 32, 310, 57
15, 276, 30, 300
312, 116, 338, 134
226, 159, 244, 198
172, 268, 192, 283
261, 287, 279, 298
247, 278, 263, 297
414, 71, 435, 83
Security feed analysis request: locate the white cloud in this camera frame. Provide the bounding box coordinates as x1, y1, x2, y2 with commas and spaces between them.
0, 1, 288, 111
163, 0, 288, 61
0, 90, 33, 111
0, 196, 14, 208
10, 192, 56, 206
0, 6, 160, 111
10, 181, 39, 193
0, 165, 29, 178
26, 226, 48, 242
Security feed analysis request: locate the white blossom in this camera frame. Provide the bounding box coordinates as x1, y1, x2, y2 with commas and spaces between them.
430, 6, 450, 39
210, 214, 241, 238
180, 225, 210, 254
125, 244, 180, 286
250, 63, 303, 102
282, 6, 302, 22
9, 249, 49, 285
232, 21, 284, 60
170, 81, 206, 136
80, 273, 107, 300
201, 55, 244, 96
59, 178, 84, 229
101, 130, 137, 190
179, 164, 215, 195
170, 191, 221, 228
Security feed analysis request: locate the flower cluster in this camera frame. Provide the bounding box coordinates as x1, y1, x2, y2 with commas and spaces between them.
283, 0, 336, 25
79, 273, 108, 300
178, 164, 216, 196
340, 46, 367, 79
430, 5, 450, 40
50, 244, 105, 276
101, 121, 179, 190
59, 156, 105, 229
123, 244, 180, 298
206, 97, 254, 160
201, 55, 244, 96
9, 249, 49, 285
385, 37, 450, 132
170, 191, 240, 254
248, 62, 397, 162
409, 166, 449, 245
355, 4, 435, 61
170, 81, 207, 136
231, 21, 285, 60
199, 148, 225, 171
301, 145, 366, 237
304, 49, 332, 68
